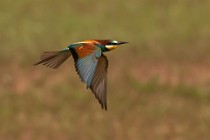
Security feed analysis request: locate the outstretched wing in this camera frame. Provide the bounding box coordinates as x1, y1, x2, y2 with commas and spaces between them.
90, 54, 108, 110
69, 43, 102, 88
33, 49, 71, 69
70, 43, 108, 110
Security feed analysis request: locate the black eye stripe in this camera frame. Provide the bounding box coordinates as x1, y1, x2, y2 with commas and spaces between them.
107, 42, 117, 45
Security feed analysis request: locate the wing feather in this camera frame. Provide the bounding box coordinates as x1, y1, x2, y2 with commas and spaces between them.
75, 54, 98, 87
90, 54, 108, 110
69, 43, 108, 110
70, 43, 102, 88
34, 50, 71, 69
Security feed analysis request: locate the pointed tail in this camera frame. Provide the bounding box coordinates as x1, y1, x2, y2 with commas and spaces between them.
33, 50, 71, 69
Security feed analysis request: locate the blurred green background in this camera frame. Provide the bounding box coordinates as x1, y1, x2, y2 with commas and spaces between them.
1, 0, 210, 139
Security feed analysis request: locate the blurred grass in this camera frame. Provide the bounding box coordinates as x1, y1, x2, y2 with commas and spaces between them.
1, 0, 210, 139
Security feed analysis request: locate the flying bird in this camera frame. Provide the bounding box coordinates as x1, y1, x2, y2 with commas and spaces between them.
34, 39, 128, 110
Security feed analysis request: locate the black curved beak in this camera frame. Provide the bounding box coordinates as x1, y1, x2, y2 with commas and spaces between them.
117, 41, 128, 45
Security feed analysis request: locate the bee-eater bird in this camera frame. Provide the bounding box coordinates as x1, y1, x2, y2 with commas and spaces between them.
34, 39, 128, 110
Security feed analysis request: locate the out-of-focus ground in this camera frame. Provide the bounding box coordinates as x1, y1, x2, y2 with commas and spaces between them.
0, 0, 210, 140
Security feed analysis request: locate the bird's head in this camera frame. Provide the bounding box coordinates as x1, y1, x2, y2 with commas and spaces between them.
103, 40, 128, 51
